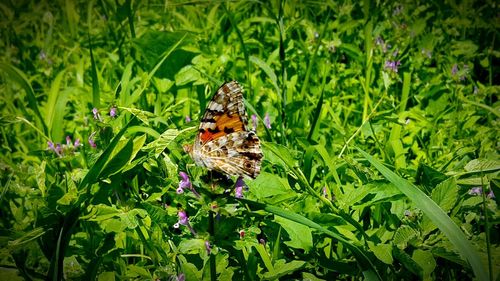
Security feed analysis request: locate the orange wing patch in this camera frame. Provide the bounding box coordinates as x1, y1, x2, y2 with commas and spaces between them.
200, 113, 245, 143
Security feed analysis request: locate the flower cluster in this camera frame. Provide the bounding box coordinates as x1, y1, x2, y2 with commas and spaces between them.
47, 136, 80, 157
173, 210, 196, 235
177, 172, 200, 197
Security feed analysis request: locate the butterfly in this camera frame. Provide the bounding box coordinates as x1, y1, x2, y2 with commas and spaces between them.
184, 81, 263, 179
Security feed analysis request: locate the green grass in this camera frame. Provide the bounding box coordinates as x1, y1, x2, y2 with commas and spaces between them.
0, 1, 499, 280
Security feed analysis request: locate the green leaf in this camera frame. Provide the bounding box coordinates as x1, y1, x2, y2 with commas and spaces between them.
262, 260, 306, 280
132, 30, 197, 80
358, 148, 488, 281
412, 249, 436, 279
368, 242, 393, 264
431, 178, 458, 213
464, 159, 500, 174
275, 217, 313, 251
0, 63, 48, 135
392, 226, 417, 247
248, 172, 291, 199
179, 239, 206, 255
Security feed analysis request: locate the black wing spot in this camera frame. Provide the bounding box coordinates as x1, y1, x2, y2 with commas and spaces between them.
208, 127, 220, 133
224, 127, 235, 134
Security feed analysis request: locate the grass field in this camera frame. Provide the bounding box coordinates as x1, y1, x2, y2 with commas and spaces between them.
0, 1, 499, 280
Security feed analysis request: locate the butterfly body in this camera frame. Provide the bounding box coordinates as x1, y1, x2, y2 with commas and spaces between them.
185, 81, 262, 179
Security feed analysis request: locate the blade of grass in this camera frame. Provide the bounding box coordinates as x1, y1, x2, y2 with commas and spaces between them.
358, 148, 488, 281
0, 63, 49, 135
89, 34, 100, 107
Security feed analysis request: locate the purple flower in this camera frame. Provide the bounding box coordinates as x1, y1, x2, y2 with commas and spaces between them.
205, 241, 212, 255
55, 144, 62, 155
259, 238, 265, 245
251, 114, 258, 131
176, 186, 184, 194
451, 64, 458, 76
178, 210, 188, 225
384, 60, 401, 73
185, 115, 191, 123
469, 187, 482, 196
264, 113, 271, 129
176, 273, 185, 281
109, 106, 117, 117
92, 107, 101, 120
74, 138, 81, 148
421, 48, 432, 59
487, 190, 495, 199
88, 132, 97, 148
322, 186, 328, 198
393, 5, 403, 16
235, 177, 245, 198
66, 136, 72, 146
47, 141, 61, 156
179, 172, 191, 189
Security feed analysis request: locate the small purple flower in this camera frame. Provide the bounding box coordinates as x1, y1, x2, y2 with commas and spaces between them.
55, 144, 62, 155
487, 190, 495, 199
205, 241, 212, 255
393, 5, 403, 16
179, 172, 191, 189
39, 50, 47, 61
47, 141, 61, 156
88, 132, 97, 148
251, 114, 258, 131
66, 136, 72, 146
92, 107, 102, 121
451, 64, 458, 76
322, 186, 328, 198
176, 273, 185, 281
421, 48, 432, 59
74, 139, 81, 148
109, 106, 117, 117
264, 113, 271, 129
469, 187, 482, 196
185, 115, 191, 123
375, 36, 384, 46
259, 238, 265, 245
178, 210, 188, 225
384, 60, 401, 73
176, 186, 184, 194
235, 177, 245, 198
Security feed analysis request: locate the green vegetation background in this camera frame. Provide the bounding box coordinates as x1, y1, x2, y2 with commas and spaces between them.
0, 0, 499, 280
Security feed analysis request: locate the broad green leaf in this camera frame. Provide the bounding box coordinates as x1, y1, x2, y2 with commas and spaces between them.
393, 247, 423, 278
275, 217, 313, 251
431, 178, 458, 213
412, 249, 436, 280
179, 239, 206, 255
248, 172, 290, 199
262, 260, 306, 280
368, 242, 393, 265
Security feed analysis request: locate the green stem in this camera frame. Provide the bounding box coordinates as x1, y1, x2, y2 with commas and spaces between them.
209, 210, 216, 281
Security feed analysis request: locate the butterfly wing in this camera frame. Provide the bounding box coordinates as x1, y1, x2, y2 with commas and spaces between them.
191, 81, 262, 179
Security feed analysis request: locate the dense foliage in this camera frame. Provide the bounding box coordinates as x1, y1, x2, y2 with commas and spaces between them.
1, 0, 499, 280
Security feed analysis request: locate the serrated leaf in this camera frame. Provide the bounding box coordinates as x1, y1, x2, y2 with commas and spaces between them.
393, 226, 417, 247
274, 217, 313, 251
464, 159, 500, 173
431, 178, 457, 213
